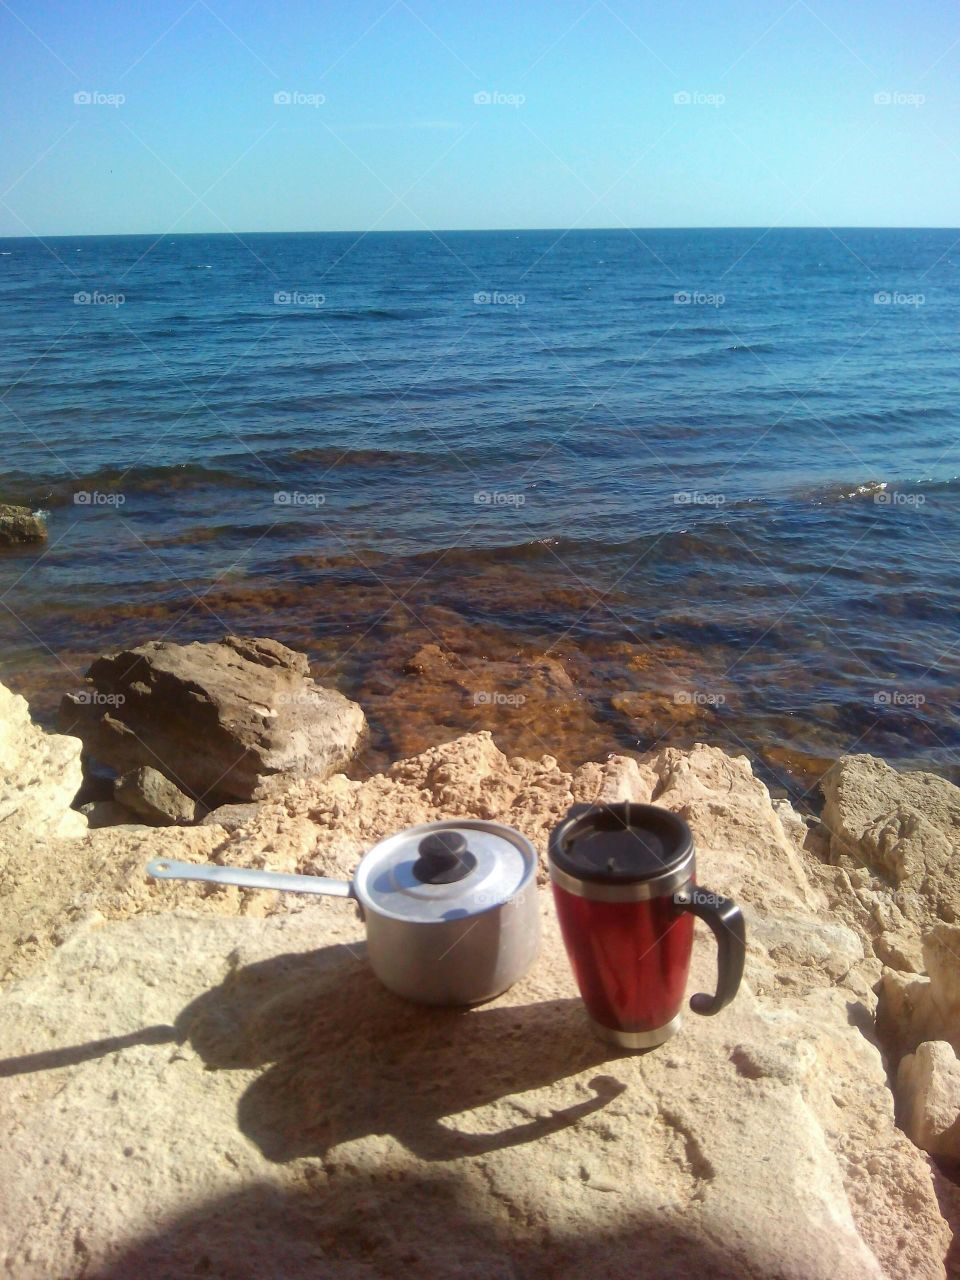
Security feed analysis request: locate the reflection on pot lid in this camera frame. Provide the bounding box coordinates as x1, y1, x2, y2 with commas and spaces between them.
354, 819, 536, 921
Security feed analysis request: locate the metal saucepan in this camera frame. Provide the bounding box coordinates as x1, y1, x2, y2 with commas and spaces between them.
147, 819, 540, 1007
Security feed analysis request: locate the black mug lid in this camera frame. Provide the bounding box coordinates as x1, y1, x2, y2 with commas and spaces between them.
549, 802, 694, 885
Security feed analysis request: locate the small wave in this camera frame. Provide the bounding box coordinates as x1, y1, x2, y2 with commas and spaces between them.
4, 461, 264, 506
914, 475, 960, 495
283, 307, 419, 322
840, 480, 887, 500
659, 343, 778, 367
533, 343, 608, 358
141, 520, 309, 549
400, 525, 740, 570
803, 476, 960, 505
287, 445, 441, 469
802, 479, 889, 505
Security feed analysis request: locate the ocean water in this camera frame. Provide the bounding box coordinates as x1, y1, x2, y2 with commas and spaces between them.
1, 228, 958, 798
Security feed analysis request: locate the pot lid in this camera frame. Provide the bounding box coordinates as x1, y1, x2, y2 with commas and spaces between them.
354, 819, 536, 922
549, 802, 693, 885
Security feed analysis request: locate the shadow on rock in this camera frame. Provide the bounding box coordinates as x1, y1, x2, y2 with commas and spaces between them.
92, 1166, 764, 1280
176, 943, 629, 1163
0, 1024, 176, 1077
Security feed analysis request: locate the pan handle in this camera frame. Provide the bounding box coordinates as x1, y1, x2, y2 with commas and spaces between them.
146, 858, 355, 898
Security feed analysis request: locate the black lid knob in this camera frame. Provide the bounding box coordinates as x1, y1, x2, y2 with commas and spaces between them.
413, 830, 477, 884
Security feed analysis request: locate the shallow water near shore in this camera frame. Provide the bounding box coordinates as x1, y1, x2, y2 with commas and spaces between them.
1, 228, 958, 801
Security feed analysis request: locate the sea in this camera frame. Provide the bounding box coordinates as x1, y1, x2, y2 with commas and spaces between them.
1, 228, 958, 801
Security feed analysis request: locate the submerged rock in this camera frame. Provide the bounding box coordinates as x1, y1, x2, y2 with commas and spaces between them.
57, 635, 366, 806
0, 503, 46, 547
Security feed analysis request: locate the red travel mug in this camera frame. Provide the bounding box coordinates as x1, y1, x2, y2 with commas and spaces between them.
549, 802, 745, 1049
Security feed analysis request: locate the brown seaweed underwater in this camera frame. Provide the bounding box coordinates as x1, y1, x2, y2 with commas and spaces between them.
3, 493, 958, 807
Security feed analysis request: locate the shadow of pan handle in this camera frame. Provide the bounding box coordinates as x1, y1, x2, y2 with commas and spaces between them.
0, 1024, 177, 1077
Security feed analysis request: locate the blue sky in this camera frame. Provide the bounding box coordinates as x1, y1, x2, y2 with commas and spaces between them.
1, 0, 958, 235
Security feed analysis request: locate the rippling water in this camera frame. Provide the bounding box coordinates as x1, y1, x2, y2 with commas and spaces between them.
1, 228, 958, 798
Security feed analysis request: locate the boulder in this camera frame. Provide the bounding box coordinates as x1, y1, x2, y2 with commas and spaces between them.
57, 635, 366, 805
898, 1041, 960, 1160
812, 744, 960, 1130
115, 766, 198, 826
200, 802, 261, 832
0, 503, 46, 547
821, 754, 960, 929
0, 713, 950, 1279
878, 924, 960, 1063
0, 681, 85, 840
78, 799, 143, 829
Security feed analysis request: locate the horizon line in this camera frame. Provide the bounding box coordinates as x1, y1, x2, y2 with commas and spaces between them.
1, 224, 959, 241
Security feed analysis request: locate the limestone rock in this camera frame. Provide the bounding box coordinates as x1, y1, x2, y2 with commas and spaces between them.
747, 912, 864, 984
4, 903, 938, 1280
571, 753, 660, 805
898, 1041, 960, 1160
57, 635, 366, 805
115, 766, 198, 826
0, 711, 950, 1279
813, 748, 960, 1080
874, 929, 926, 974
0, 681, 85, 840
821, 754, 960, 926
78, 799, 143, 829
878, 924, 960, 1063
651, 741, 819, 913
0, 502, 46, 546
200, 802, 261, 832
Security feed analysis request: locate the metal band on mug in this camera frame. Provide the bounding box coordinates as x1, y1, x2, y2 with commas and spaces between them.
589, 1013, 682, 1049
547, 854, 695, 902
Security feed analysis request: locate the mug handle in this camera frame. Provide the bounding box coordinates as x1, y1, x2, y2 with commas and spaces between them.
675, 887, 745, 1015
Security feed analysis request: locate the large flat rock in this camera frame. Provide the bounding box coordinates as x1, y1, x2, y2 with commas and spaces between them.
0, 725, 950, 1278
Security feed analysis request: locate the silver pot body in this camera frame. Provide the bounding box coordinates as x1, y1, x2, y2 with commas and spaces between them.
352, 818, 541, 1005
361, 874, 540, 1005
147, 819, 540, 1006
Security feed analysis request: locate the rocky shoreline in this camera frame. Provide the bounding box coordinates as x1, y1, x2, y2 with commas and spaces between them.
1, 637, 959, 1277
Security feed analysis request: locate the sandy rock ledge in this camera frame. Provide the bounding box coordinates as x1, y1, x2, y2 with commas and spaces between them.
0, 693, 954, 1279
